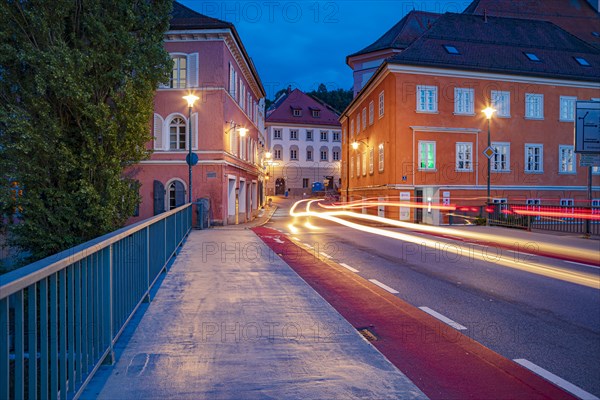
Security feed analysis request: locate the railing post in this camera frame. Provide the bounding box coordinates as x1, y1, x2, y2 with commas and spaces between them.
105, 245, 115, 365
145, 226, 151, 303
0, 297, 8, 400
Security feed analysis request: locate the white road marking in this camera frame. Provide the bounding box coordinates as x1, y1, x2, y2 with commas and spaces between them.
565, 260, 600, 270
418, 307, 467, 330
303, 244, 313, 249
369, 279, 399, 294
513, 359, 599, 400
339, 263, 359, 273
273, 237, 284, 244
320, 252, 332, 259
291, 237, 300, 241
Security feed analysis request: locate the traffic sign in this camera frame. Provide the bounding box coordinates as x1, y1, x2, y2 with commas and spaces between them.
483, 146, 495, 159
575, 101, 600, 154
186, 153, 199, 166
580, 153, 600, 167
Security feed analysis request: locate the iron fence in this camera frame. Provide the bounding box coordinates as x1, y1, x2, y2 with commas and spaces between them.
488, 203, 599, 236
0, 204, 192, 399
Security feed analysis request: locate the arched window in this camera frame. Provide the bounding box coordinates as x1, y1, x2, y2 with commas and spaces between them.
273, 144, 283, 160
171, 56, 187, 88
169, 117, 187, 150
167, 180, 186, 210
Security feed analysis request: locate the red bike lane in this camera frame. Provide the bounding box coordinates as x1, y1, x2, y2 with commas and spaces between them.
253, 226, 576, 400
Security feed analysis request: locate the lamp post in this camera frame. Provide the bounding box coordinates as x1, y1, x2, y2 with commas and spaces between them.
482, 107, 496, 226
184, 94, 199, 203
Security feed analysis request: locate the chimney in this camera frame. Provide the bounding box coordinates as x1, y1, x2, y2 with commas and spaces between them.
287, 85, 292, 94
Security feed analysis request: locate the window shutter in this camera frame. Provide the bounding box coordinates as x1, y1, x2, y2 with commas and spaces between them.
175, 181, 186, 206
153, 114, 164, 150
187, 53, 198, 88
191, 112, 198, 150
153, 180, 165, 215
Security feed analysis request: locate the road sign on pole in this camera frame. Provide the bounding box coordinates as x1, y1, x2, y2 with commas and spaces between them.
575, 101, 600, 154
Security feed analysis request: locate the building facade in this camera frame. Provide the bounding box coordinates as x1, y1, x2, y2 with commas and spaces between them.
341, 10, 600, 225
130, 2, 267, 226
265, 88, 342, 197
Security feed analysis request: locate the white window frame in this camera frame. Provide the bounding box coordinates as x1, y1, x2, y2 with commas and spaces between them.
418, 141, 436, 171
290, 129, 298, 140
333, 150, 340, 161
558, 145, 576, 174
525, 143, 544, 173
332, 131, 341, 142
559, 96, 577, 122
491, 90, 510, 118
306, 148, 313, 161
378, 143, 384, 172
417, 85, 438, 113
273, 129, 282, 140
455, 142, 473, 172
306, 130, 313, 141
356, 113, 360, 133
379, 91, 385, 118
369, 147, 374, 174
350, 120, 354, 138
362, 151, 367, 176
168, 116, 188, 150
350, 155, 354, 178
362, 108, 367, 130
491, 142, 510, 172
454, 88, 474, 115
369, 101, 374, 125
320, 149, 328, 161
320, 131, 328, 142
290, 148, 298, 160
525, 93, 544, 119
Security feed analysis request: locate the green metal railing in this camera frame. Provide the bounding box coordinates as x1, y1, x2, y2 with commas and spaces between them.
0, 204, 192, 399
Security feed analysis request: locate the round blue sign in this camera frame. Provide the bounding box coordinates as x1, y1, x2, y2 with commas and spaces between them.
186, 153, 199, 166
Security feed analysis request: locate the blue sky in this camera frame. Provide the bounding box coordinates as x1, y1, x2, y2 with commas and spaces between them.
180, 1, 471, 99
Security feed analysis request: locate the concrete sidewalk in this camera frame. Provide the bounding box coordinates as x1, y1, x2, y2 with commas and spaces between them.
82, 229, 427, 399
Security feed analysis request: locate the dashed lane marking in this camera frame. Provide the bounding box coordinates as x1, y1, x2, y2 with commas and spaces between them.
368, 279, 399, 294
339, 263, 359, 273
418, 307, 467, 330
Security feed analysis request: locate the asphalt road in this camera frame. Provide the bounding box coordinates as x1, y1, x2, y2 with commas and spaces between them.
265, 199, 600, 398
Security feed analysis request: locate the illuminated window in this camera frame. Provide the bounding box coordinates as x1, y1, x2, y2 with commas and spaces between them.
456, 142, 473, 171
169, 117, 187, 150
418, 141, 436, 170
379, 91, 385, 117
378, 143, 384, 172
369, 101, 374, 125
525, 94, 544, 119
559, 145, 575, 174
491, 90, 510, 117
492, 142, 510, 172
417, 85, 438, 112
454, 88, 474, 115
369, 147, 374, 174
170, 56, 187, 88
559, 96, 576, 122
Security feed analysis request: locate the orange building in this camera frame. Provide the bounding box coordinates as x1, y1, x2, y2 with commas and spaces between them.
341, 12, 600, 224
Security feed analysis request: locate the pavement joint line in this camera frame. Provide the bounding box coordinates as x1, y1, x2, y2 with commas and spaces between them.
513, 359, 599, 400
565, 260, 600, 270
339, 262, 359, 273
418, 307, 467, 330
368, 279, 400, 294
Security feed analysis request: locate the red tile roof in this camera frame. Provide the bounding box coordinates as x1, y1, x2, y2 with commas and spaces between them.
266, 89, 341, 127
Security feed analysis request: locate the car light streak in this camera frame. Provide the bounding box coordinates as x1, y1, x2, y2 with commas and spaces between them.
289, 200, 600, 289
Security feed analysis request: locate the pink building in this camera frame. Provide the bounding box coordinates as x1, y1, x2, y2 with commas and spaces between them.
130, 2, 267, 226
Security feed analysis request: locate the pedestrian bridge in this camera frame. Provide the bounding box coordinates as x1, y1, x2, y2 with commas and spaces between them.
0, 203, 423, 399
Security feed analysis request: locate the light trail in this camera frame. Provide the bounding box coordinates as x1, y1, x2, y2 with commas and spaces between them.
289, 199, 600, 289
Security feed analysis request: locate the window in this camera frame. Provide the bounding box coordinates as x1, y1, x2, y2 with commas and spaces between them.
303, 178, 310, 188
229, 63, 236, 97
306, 148, 313, 161
525, 144, 544, 173
525, 94, 544, 119
293, 108, 302, 117
594, 166, 600, 175
362, 108, 367, 130
575, 57, 590, 66
369, 147, 374, 174
306, 130, 313, 141
169, 117, 187, 150
444, 45, 460, 54
362, 152, 367, 176
379, 91, 385, 117
378, 143, 384, 172
454, 88, 474, 115
559, 96, 576, 122
492, 142, 510, 172
592, 199, 600, 215
456, 142, 473, 171
560, 199, 575, 220
167, 180, 186, 210
559, 145, 575, 174
491, 90, 510, 117
526, 199, 541, 221
369, 101, 374, 125
312, 109, 320, 117
333, 149, 340, 161
273, 129, 282, 140
290, 148, 298, 160
350, 119, 354, 138
320, 131, 328, 142
290, 129, 298, 140
350, 156, 355, 178
332, 131, 340, 142
273, 147, 282, 160
170, 56, 187, 88
356, 113, 360, 133
320, 149, 328, 161
418, 141, 436, 170
417, 85, 438, 112
524, 52, 540, 62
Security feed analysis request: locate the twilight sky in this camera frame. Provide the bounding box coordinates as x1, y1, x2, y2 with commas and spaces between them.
180, 1, 471, 99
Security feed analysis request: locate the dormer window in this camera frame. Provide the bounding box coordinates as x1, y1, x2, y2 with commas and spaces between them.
291, 107, 302, 117
443, 45, 460, 55
524, 52, 541, 62
312, 110, 320, 118
575, 57, 591, 66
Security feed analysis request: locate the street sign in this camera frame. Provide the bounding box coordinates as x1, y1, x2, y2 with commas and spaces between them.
186, 153, 199, 166
580, 153, 600, 167
575, 101, 600, 153
483, 146, 495, 159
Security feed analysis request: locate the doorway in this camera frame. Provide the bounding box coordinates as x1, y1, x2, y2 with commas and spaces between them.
275, 178, 285, 195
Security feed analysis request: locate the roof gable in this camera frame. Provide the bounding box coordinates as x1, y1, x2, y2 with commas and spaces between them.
266, 89, 340, 127
170, 2, 232, 30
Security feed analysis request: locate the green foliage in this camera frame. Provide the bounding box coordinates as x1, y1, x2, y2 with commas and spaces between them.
307, 84, 353, 114
0, 0, 172, 264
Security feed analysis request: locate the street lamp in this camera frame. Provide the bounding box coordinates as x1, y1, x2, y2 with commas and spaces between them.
184, 94, 199, 203
482, 106, 496, 225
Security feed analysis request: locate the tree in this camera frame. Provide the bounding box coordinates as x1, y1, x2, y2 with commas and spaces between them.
0, 0, 173, 264
308, 84, 353, 114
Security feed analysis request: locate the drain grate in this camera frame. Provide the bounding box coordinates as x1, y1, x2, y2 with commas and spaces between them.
357, 327, 378, 342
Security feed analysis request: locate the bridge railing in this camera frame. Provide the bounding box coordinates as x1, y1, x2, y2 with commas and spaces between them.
0, 204, 192, 400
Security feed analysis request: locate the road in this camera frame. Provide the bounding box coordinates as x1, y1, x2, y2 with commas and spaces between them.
264, 198, 600, 398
